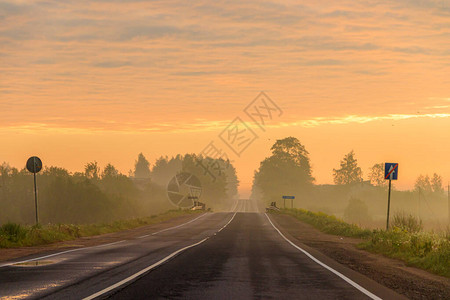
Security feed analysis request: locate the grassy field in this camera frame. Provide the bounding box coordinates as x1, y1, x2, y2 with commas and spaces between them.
274, 208, 450, 278
0, 209, 203, 248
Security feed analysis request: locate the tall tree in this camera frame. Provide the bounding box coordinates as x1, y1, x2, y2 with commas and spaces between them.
151, 155, 183, 186
414, 174, 432, 193
368, 163, 387, 187
102, 163, 119, 178
253, 137, 314, 203
333, 151, 363, 185
85, 161, 100, 180
431, 173, 443, 194
134, 153, 151, 179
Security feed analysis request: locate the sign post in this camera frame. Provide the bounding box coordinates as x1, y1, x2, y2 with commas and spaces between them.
26, 156, 42, 225
384, 163, 398, 230
282, 195, 295, 209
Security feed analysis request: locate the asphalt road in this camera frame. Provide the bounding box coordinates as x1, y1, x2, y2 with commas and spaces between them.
0, 199, 403, 299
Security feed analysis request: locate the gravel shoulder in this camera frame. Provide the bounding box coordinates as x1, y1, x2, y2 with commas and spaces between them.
270, 213, 450, 300
0, 213, 206, 263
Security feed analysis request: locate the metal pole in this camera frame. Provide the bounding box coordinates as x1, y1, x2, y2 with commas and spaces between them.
448, 182, 449, 225
34, 172, 38, 225
291, 199, 293, 209
386, 179, 391, 230
284, 198, 285, 209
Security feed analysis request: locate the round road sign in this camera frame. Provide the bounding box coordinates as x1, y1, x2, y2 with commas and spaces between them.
26, 156, 43, 174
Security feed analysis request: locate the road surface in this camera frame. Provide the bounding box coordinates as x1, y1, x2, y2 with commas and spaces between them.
0, 199, 403, 299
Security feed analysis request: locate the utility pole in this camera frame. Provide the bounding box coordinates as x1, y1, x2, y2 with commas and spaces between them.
448, 182, 449, 225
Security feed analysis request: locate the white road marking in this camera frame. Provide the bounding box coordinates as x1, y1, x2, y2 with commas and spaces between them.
1, 214, 209, 268
0, 240, 126, 268
264, 213, 382, 300
230, 199, 239, 212
218, 212, 236, 232
83, 212, 237, 300
149, 213, 207, 236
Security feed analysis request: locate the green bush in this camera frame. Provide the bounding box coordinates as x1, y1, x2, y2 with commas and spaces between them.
0, 222, 28, 242
343, 197, 371, 224
392, 212, 422, 233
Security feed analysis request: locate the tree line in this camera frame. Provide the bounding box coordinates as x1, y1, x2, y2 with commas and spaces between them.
252, 137, 447, 225
0, 153, 239, 225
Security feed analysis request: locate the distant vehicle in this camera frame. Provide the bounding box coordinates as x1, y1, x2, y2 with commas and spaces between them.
266, 201, 280, 212
191, 201, 206, 211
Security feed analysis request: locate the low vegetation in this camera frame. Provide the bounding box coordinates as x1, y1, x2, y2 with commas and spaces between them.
0, 209, 202, 248
275, 208, 450, 278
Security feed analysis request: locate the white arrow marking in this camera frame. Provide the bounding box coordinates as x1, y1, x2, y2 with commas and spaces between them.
388, 165, 394, 180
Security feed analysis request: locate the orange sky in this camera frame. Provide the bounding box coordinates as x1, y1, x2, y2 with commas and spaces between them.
1, 0, 449, 196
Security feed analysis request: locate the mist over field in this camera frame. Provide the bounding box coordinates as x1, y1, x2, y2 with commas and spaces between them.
0, 153, 239, 225
251, 137, 449, 232
1, 136, 447, 232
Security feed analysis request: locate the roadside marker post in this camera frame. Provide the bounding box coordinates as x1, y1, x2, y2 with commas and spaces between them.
384, 163, 398, 230
282, 195, 295, 209
26, 156, 43, 225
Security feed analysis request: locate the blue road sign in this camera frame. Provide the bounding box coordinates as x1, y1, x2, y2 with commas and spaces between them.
282, 195, 295, 199
384, 163, 398, 180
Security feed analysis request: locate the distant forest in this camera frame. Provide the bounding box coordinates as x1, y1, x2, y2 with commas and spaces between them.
0, 153, 239, 225
252, 137, 448, 229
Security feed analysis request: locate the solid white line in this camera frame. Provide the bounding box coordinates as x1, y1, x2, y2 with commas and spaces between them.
83, 212, 237, 300
151, 213, 207, 235
1, 214, 208, 268
0, 240, 126, 268
264, 213, 382, 300
83, 238, 209, 300
218, 212, 236, 232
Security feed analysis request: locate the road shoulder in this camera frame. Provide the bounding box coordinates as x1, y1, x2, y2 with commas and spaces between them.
269, 213, 450, 300
0, 213, 207, 263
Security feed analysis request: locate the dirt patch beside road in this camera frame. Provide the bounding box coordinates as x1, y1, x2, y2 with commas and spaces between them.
0, 213, 206, 263
270, 213, 450, 299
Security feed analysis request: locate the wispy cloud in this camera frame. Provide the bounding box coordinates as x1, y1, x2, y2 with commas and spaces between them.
0, 0, 449, 131
1, 113, 448, 134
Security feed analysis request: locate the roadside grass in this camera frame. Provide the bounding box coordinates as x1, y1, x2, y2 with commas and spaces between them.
0, 209, 203, 248
273, 208, 450, 278
275, 208, 372, 238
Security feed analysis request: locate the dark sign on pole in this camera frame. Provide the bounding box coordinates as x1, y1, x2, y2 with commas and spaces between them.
26, 156, 42, 174
26, 156, 42, 225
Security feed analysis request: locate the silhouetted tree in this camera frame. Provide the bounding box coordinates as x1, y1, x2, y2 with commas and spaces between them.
134, 153, 151, 179
151, 155, 182, 186
333, 151, 363, 185
414, 174, 432, 193
253, 137, 314, 203
84, 161, 100, 180
224, 162, 239, 199
102, 163, 119, 178
368, 163, 387, 187
431, 173, 444, 194
182, 154, 228, 208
